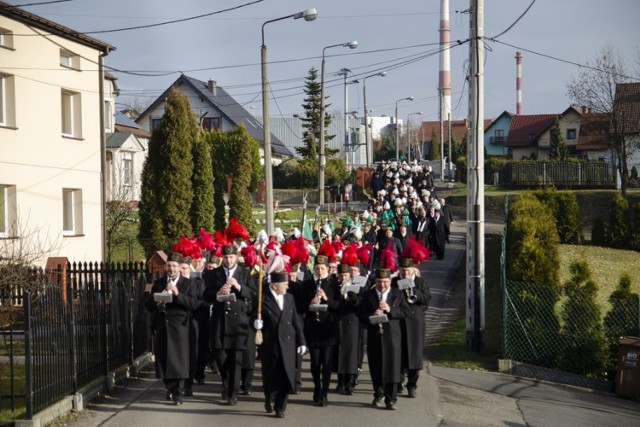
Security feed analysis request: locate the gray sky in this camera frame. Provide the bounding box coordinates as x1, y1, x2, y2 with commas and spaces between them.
12, 0, 640, 123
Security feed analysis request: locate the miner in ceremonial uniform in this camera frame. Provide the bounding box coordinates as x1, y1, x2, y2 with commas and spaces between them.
357, 268, 408, 410
254, 271, 307, 418
203, 244, 257, 406
145, 252, 200, 406
335, 263, 363, 395
392, 256, 431, 397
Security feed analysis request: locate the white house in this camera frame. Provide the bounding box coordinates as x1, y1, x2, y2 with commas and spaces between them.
0, 2, 114, 263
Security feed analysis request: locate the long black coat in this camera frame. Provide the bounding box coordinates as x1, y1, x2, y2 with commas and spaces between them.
203, 264, 256, 350
391, 275, 431, 370
302, 277, 341, 348
413, 216, 430, 247
337, 284, 363, 375
146, 276, 200, 379
260, 289, 306, 390
357, 287, 408, 384
428, 214, 449, 258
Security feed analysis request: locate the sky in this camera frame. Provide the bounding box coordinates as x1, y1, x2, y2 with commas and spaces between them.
8, 0, 640, 125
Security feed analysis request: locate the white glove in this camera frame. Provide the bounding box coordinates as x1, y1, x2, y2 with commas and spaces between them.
297, 345, 307, 355
253, 319, 263, 330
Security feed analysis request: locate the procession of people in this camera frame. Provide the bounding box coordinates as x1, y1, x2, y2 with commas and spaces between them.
146, 159, 445, 417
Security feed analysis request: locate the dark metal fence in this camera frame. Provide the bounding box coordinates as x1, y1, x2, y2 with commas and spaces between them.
497, 161, 615, 188
0, 262, 151, 419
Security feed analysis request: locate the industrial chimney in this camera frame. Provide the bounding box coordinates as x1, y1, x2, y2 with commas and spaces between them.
439, 0, 451, 120
515, 51, 522, 115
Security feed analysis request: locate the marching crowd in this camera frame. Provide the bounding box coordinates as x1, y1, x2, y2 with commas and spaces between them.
146, 160, 450, 418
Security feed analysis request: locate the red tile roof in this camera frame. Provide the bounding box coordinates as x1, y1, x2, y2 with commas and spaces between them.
577, 112, 610, 150
417, 119, 492, 142
505, 114, 557, 147
614, 83, 640, 133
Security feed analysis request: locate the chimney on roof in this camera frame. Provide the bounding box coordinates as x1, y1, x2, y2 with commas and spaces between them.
208, 79, 217, 96
515, 51, 522, 115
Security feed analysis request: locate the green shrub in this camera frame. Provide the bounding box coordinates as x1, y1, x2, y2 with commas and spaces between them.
608, 194, 629, 249
485, 157, 510, 183
558, 260, 605, 377
591, 217, 607, 247
630, 203, 640, 251
456, 156, 467, 183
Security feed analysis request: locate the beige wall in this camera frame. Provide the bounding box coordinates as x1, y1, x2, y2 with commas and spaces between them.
0, 16, 106, 264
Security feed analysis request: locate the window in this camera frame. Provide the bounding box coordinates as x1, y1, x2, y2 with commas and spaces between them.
122, 152, 133, 186
566, 128, 577, 140
104, 100, 112, 130
491, 129, 504, 144
0, 73, 16, 127
62, 188, 83, 236
202, 117, 220, 131
61, 89, 82, 137
0, 184, 17, 238
60, 49, 80, 69
0, 27, 14, 49
151, 118, 162, 131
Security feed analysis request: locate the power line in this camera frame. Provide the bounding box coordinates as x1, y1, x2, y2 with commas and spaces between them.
488, 0, 536, 40
12, 0, 72, 6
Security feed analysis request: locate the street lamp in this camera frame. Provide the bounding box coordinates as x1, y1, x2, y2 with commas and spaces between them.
319, 40, 357, 207
261, 8, 317, 235
394, 96, 414, 161
406, 111, 422, 161
363, 71, 387, 167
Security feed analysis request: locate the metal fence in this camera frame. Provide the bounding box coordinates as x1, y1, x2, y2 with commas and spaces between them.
497, 161, 615, 188
0, 269, 151, 419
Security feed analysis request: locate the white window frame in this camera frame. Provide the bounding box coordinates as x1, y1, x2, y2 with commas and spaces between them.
0, 73, 16, 127
0, 75, 4, 126
60, 49, 80, 70
62, 188, 83, 236
122, 152, 133, 187
0, 184, 17, 238
0, 27, 14, 49
104, 99, 113, 131
61, 89, 82, 138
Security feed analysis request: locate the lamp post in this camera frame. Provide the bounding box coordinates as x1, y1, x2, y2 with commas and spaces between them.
261, 8, 317, 235
406, 111, 422, 161
319, 41, 357, 207
394, 96, 413, 161
363, 71, 387, 167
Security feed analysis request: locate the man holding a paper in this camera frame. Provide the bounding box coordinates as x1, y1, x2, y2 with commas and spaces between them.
357, 268, 408, 410
146, 252, 201, 406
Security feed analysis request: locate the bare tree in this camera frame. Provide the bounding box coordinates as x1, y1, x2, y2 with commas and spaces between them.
566, 44, 638, 195
106, 152, 140, 263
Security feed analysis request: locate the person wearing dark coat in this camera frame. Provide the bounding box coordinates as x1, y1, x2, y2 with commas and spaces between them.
254, 271, 307, 419
335, 263, 364, 395
145, 252, 200, 406
413, 207, 430, 248
392, 257, 431, 398
357, 268, 409, 411
302, 254, 341, 407
376, 227, 403, 267
394, 223, 411, 251
179, 257, 205, 397
428, 207, 449, 260
202, 245, 257, 406
370, 171, 384, 196
439, 197, 453, 243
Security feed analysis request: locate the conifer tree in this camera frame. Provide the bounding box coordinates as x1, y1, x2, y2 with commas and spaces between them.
227, 126, 256, 236
608, 193, 629, 248
604, 274, 639, 379
296, 67, 339, 159
207, 130, 231, 231
138, 88, 194, 255
429, 131, 441, 161
190, 134, 214, 233
549, 118, 568, 160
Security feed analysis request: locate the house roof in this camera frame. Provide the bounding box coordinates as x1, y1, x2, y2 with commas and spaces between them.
505, 114, 557, 147
577, 112, 611, 150
0, 1, 114, 53
106, 132, 146, 151
485, 111, 514, 133
614, 83, 640, 133
115, 111, 150, 138
417, 118, 492, 142
137, 74, 293, 157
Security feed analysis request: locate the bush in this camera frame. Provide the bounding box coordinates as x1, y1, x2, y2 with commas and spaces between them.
485, 157, 510, 183
273, 157, 349, 189
608, 194, 629, 249
456, 156, 467, 183
630, 203, 640, 251
558, 260, 605, 377
591, 217, 607, 246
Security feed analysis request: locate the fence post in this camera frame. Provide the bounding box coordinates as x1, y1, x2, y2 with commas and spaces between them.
102, 287, 109, 376
24, 290, 33, 419
67, 285, 78, 394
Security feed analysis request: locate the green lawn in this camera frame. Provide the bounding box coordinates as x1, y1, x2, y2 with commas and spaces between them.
0, 363, 26, 420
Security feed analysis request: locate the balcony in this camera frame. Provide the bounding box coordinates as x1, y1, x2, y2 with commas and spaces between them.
490, 136, 505, 144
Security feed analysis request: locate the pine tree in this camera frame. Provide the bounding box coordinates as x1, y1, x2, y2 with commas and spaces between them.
138, 88, 194, 256
428, 131, 441, 161
296, 67, 339, 159
608, 193, 629, 248
549, 118, 568, 160
190, 134, 215, 233
207, 130, 231, 231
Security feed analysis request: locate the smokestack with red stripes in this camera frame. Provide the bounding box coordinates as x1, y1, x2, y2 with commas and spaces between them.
516, 51, 522, 115
439, 0, 451, 120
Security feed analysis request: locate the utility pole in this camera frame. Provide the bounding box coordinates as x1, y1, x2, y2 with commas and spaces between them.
466, 0, 485, 352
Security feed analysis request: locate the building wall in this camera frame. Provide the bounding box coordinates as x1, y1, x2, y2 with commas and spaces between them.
0, 15, 105, 263
484, 115, 511, 156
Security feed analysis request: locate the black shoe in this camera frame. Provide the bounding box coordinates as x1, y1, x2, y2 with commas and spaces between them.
385, 402, 396, 411
407, 388, 417, 398
345, 387, 354, 396
312, 389, 320, 403
372, 397, 383, 407
264, 401, 273, 413
227, 396, 238, 406
335, 384, 344, 393
240, 388, 252, 396
172, 395, 183, 406
292, 385, 301, 395
319, 396, 328, 407
165, 390, 172, 401
275, 411, 285, 418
